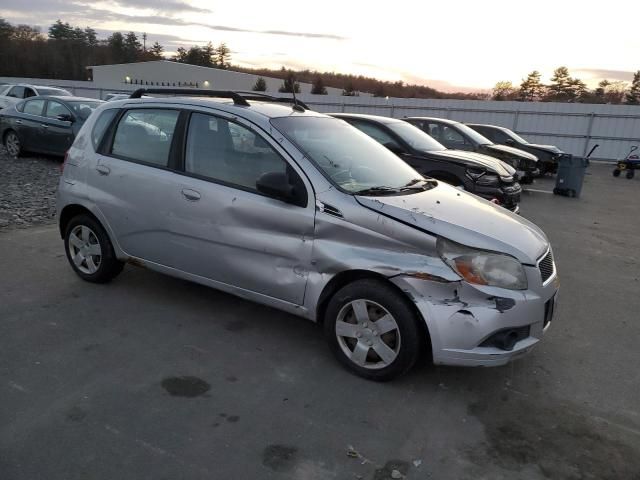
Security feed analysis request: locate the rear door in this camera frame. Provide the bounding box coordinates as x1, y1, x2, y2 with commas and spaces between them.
169, 111, 315, 305
17, 98, 46, 150
90, 107, 184, 266
42, 100, 75, 155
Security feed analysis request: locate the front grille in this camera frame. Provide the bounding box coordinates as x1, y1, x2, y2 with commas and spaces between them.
538, 250, 555, 284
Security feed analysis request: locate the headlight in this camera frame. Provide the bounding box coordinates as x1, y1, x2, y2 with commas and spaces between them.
437, 237, 528, 290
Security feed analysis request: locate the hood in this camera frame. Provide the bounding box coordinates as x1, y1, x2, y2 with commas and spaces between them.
486, 144, 538, 162
425, 149, 516, 177
356, 183, 548, 264
526, 143, 564, 155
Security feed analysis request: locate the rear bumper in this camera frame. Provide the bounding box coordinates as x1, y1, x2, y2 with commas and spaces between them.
391, 266, 558, 367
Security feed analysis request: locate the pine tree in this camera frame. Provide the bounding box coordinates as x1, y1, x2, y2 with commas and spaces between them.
342, 80, 357, 96
546, 66, 573, 101
174, 46, 188, 63
278, 71, 300, 93
625, 71, 640, 105
48, 19, 73, 40
252, 77, 267, 91
593, 79, 610, 101
123, 31, 141, 62
149, 41, 164, 59
84, 27, 98, 47
215, 43, 231, 68
518, 70, 545, 101
568, 78, 588, 102
311, 75, 327, 94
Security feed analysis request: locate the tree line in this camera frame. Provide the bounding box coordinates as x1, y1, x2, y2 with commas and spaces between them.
2, 18, 639, 103
492, 67, 640, 105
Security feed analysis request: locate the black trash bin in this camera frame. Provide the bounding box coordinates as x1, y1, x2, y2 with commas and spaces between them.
553, 145, 598, 198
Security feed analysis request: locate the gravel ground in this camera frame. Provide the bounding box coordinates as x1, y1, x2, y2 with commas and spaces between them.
0, 149, 61, 229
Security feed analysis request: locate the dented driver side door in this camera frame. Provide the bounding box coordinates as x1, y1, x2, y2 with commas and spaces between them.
169, 111, 315, 306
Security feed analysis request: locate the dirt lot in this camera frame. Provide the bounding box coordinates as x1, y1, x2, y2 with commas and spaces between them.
1, 156, 639, 479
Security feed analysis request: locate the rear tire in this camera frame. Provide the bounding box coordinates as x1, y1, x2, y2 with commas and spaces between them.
323, 279, 424, 381
613, 169, 621, 177
626, 170, 635, 179
4, 130, 22, 158
64, 214, 124, 283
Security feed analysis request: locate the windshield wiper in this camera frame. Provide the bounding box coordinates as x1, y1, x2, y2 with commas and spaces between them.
398, 178, 437, 191
354, 186, 400, 195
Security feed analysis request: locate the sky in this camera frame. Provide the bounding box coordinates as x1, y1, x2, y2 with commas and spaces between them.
3, 0, 640, 92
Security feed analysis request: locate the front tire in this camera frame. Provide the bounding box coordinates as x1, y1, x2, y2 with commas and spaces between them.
626, 170, 635, 179
4, 130, 22, 157
613, 169, 621, 177
324, 279, 424, 381
64, 214, 124, 283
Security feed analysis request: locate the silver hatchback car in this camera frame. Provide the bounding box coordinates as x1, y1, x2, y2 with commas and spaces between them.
57, 90, 558, 381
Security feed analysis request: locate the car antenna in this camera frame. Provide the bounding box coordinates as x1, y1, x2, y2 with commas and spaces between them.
290, 77, 305, 113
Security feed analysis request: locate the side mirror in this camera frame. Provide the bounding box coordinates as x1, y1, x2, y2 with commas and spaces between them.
383, 142, 405, 155
256, 171, 296, 203
56, 114, 74, 122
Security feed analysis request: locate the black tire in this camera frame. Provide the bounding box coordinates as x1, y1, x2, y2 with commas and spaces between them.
568, 189, 576, 198
323, 279, 424, 381
64, 214, 124, 283
613, 169, 621, 177
626, 170, 634, 179
4, 130, 23, 158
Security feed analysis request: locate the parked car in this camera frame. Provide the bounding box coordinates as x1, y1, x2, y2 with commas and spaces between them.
104, 93, 152, 101
404, 117, 539, 183
0, 96, 103, 157
57, 89, 557, 381
330, 113, 522, 213
0, 84, 72, 110
467, 123, 568, 174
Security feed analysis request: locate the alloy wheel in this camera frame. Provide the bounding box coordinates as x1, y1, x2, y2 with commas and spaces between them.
67, 225, 102, 274
335, 299, 401, 370
5, 132, 20, 157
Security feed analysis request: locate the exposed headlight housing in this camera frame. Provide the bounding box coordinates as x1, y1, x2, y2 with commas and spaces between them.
466, 169, 499, 186
437, 237, 528, 290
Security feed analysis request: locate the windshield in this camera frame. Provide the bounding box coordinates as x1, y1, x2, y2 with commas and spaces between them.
504, 128, 529, 144
38, 87, 71, 96
454, 122, 493, 145
387, 121, 446, 152
67, 101, 102, 120
271, 116, 429, 194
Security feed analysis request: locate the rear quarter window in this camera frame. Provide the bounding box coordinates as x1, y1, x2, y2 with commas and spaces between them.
91, 109, 118, 149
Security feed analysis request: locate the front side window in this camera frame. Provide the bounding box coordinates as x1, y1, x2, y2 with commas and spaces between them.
271, 116, 424, 194
45, 101, 71, 119
387, 122, 446, 152
185, 113, 288, 191
349, 120, 400, 148
111, 109, 179, 166
67, 101, 102, 120
22, 99, 45, 116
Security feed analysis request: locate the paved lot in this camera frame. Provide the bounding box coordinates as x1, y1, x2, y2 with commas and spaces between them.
1, 161, 639, 479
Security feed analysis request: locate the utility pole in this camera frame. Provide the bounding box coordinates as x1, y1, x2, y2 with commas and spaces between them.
142, 33, 147, 51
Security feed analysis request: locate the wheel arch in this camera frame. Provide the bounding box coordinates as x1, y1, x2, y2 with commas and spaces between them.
315, 269, 431, 353
58, 204, 101, 238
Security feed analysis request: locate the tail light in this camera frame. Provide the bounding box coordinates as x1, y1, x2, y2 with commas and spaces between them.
61, 151, 69, 173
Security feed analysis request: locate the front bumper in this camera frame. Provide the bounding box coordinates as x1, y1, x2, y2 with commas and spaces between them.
391, 264, 558, 367
474, 182, 522, 213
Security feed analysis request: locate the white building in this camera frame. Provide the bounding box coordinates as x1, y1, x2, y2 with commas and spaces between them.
87, 60, 343, 95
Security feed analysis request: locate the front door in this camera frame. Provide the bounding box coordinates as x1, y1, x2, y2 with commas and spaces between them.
169, 111, 315, 305
42, 100, 75, 154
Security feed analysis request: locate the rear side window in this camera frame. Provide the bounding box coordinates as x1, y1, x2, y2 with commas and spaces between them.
45, 101, 71, 119
111, 109, 179, 166
23, 99, 45, 116
92, 109, 118, 149
185, 112, 287, 191
7, 86, 25, 98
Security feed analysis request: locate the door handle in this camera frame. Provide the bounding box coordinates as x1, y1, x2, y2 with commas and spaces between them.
181, 189, 201, 201
95, 165, 110, 176
41, 124, 49, 129
15, 120, 22, 125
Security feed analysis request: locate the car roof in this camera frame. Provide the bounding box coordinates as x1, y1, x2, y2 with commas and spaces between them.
467, 123, 510, 132
405, 116, 460, 125
12, 83, 68, 90
107, 96, 328, 120
330, 113, 403, 124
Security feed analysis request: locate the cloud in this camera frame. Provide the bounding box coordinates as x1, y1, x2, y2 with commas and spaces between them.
109, 0, 209, 13
572, 68, 635, 82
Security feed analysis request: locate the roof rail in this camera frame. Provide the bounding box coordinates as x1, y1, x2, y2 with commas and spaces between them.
235, 91, 309, 110
129, 88, 250, 106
